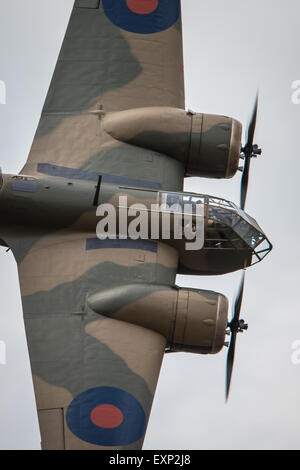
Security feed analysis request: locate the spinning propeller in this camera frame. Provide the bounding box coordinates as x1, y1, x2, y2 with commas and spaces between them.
225, 95, 262, 400
225, 271, 248, 401
240, 93, 262, 210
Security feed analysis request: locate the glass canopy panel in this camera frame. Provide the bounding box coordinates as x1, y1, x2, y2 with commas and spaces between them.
160, 191, 272, 264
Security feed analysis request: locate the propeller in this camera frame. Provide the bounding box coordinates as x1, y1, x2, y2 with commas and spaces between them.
240, 93, 262, 210
225, 270, 248, 401
224, 95, 263, 399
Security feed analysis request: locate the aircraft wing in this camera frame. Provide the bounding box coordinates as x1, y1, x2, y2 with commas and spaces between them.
16, 0, 185, 450
18, 234, 178, 450
21, 0, 185, 192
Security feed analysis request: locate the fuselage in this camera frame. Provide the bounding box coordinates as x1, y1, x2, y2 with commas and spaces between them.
0, 173, 272, 274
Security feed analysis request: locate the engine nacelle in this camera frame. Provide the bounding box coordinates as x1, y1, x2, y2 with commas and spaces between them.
103, 107, 242, 179
88, 283, 228, 354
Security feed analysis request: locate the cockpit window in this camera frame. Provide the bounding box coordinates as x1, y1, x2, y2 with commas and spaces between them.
160, 190, 272, 265
161, 192, 205, 215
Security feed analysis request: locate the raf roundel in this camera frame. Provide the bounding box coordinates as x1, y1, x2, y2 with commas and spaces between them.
102, 0, 181, 34
66, 387, 146, 446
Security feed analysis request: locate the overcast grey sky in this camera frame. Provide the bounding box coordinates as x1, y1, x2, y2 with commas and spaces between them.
0, 0, 300, 450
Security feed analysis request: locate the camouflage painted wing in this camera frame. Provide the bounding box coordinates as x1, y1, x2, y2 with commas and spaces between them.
17, 0, 185, 450
18, 234, 178, 449
21, 0, 185, 192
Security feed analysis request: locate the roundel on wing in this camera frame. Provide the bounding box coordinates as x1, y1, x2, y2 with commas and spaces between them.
102, 0, 181, 34
66, 387, 146, 446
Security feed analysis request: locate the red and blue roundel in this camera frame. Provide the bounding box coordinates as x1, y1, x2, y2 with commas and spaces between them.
66, 387, 146, 446
103, 0, 181, 34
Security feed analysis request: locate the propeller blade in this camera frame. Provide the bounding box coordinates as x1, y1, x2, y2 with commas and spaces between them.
240, 157, 250, 210
225, 271, 246, 401
232, 270, 246, 326
240, 93, 259, 210
226, 330, 237, 402
245, 93, 258, 150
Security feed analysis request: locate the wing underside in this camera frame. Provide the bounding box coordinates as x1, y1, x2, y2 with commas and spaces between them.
21, 0, 185, 192
18, 235, 178, 449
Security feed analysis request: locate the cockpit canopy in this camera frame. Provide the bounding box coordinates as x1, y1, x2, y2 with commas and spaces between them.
160, 191, 272, 272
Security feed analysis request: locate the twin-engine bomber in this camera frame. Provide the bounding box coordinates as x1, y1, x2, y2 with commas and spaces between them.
0, 1, 272, 450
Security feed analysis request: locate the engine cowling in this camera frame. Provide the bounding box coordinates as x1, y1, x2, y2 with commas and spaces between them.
88, 283, 228, 354
103, 107, 242, 179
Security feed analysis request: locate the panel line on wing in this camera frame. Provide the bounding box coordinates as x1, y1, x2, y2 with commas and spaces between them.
37, 163, 162, 189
